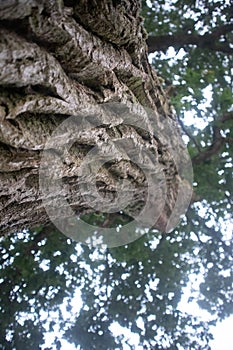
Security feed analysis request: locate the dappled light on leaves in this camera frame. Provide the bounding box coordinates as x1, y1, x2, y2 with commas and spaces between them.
0, 0, 232, 349
0, 226, 223, 349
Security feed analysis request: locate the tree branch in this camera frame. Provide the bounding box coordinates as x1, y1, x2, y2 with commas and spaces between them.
177, 115, 202, 153
220, 111, 233, 123
211, 23, 233, 37
177, 111, 233, 166
147, 23, 233, 54
192, 127, 223, 164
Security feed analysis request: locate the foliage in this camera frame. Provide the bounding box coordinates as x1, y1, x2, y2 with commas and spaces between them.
0, 226, 216, 350
0, 0, 233, 349
142, 0, 233, 217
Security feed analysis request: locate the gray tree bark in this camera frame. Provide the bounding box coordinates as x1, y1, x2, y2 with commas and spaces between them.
0, 0, 191, 238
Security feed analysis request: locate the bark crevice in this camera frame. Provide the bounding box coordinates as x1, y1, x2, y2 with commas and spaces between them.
0, 0, 190, 236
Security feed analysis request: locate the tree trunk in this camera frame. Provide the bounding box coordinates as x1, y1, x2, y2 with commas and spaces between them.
0, 0, 192, 241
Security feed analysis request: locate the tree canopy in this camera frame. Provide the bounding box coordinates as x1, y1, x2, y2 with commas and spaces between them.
0, 0, 232, 349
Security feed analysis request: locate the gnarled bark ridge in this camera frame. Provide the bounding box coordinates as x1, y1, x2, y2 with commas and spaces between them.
0, 0, 192, 239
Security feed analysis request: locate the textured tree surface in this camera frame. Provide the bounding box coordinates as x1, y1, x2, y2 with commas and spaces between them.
0, 1, 232, 349
0, 0, 189, 237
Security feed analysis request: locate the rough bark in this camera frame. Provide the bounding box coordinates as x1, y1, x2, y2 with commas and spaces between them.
0, 0, 191, 238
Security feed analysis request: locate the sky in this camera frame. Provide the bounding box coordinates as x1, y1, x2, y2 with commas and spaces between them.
179, 282, 233, 350
41, 242, 233, 350
43, 294, 233, 350
210, 315, 233, 350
